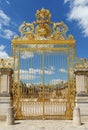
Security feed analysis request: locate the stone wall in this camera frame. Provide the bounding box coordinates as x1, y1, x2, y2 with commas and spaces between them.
74, 69, 88, 121
0, 68, 13, 121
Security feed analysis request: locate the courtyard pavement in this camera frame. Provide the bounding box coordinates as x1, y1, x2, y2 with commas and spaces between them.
0, 120, 88, 130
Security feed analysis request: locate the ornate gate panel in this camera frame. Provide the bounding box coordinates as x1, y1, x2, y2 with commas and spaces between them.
12, 8, 76, 120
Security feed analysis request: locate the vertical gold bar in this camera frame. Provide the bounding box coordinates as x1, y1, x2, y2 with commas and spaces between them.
66, 48, 70, 119
42, 51, 45, 119
18, 48, 21, 118
18, 48, 20, 83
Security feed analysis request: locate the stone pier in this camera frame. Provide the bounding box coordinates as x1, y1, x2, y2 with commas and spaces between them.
0, 68, 13, 121
74, 68, 88, 122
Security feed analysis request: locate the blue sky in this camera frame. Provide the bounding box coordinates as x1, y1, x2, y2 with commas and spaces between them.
0, 0, 88, 59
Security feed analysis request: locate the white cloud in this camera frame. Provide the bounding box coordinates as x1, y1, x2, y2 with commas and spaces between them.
59, 68, 67, 73
29, 68, 42, 75
0, 29, 15, 39
21, 51, 34, 59
0, 10, 10, 26
73, 0, 88, 6
14, 66, 54, 81
0, 9, 15, 39
45, 68, 54, 75
0, 45, 5, 51
0, 0, 10, 5
6, 0, 10, 5
64, 0, 88, 5
0, 45, 9, 58
0, 51, 8, 58
64, 0, 88, 37
50, 79, 66, 85
64, 0, 70, 3
20, 73, 36, 80
29, 67, 54, 75
14, 70, 36, 81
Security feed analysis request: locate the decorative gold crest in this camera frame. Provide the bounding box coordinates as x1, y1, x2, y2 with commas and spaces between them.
13, 8, 74, 41
36, 8, 51, 24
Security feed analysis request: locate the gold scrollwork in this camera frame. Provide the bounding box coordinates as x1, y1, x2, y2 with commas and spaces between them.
75, 58, 88, 69
51, 22, 68, 40
13, 8, 74, 41
19, 22, 34, 40
0, 57, 14, 68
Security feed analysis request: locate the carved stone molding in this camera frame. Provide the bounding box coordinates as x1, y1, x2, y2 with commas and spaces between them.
0, 68, 13, 75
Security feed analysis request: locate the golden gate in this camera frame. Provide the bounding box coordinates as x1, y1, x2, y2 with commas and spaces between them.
11, 8, 76, 120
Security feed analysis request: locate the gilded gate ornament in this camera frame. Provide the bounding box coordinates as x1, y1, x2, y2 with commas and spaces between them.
19, 22, 34, 40
36, 8, 51, 24
0, 57, 14, 68
75, 58, 88, 69
13, 8, 74, 41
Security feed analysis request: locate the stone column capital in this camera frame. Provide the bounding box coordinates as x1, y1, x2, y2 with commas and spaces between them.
74, 69, 88, 75
0, 68, 13, 75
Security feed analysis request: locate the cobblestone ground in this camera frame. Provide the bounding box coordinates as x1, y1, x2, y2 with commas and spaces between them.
0, 120, 88, 130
